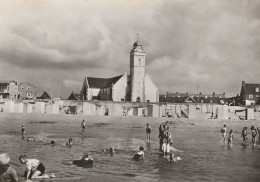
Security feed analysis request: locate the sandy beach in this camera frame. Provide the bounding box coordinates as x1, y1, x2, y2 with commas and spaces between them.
0, 113, 259, 182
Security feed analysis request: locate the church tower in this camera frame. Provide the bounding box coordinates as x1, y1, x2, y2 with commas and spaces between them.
130, 37, 146, 102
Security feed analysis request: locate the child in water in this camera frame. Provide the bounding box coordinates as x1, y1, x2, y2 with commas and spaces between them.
169, 153, 182, 162
241, 127, 247, 143
220, 125, 227, 143
228, 129, 233, 146
21, 125, 25, 140
19, 155, 55, 179
81, 120, 86, 134
66, 138, 73, 147
133, 146, 144, 161
146, 123, 152, 142
0, 153, 18, 182
251, 126, 257, 146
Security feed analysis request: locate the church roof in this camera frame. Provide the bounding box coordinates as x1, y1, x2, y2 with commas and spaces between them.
87, 75, 123, 88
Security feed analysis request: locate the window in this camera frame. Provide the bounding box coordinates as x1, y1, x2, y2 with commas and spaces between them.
121, 98, 124, 101
27, 87, 30, 90
21, 87, 24, 90
249, 94, 253, 99
256, 87, 259, 92
139, 58, 141, 65
147, 100, 150, 102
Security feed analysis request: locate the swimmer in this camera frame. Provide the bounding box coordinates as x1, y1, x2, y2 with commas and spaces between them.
21, 125, 25, 140
0, 153, 19, 182
50, 140, 55, 146
228, 129, 233, 146
133, 146, 144, 161
103, 147, 115, 155
251, 126, 257, 146
146, 123, 152, 142
66, 138, 73, 147
26, 137, 35, 142
19, 155, 55, 179
241, 127, 247, 143
81, 120, 86, 134
162, 131, 172, 155
220, 125, 227, 143
82, 153, 93, 161
169, 153, 181, 162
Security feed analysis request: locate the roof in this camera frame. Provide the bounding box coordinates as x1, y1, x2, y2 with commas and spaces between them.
243, 83, 260, 94
38, 91, 51, 99
18, 82, 36, 88
0, 80, 16, 84
67, 92, 80, 100
87, 75, 123, 89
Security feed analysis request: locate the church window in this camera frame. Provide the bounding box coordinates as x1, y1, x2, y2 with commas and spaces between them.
256, 88, 259, 92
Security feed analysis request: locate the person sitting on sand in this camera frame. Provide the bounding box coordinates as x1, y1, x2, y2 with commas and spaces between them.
26, 137, 35, 142
228, 129, 233, 146
169, 153, 181, 162
241, 127, 248, 143
66, 138, 73, 147
19, 155, 55, 179
220, 125, 227, 143
146, 123, 152, 142
0, 153, 18, 182
133, 146, 144, 161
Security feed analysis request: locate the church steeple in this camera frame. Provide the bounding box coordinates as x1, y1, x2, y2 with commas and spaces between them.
130, 35, 146, 102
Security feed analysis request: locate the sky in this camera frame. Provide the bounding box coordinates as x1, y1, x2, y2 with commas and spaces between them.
0, 0, 259, 98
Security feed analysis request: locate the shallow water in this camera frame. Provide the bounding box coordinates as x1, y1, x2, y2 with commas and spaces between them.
0, 117, 260, 182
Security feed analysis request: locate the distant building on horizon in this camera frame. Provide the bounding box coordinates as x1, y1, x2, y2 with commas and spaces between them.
80, 39, 159, 102
240, 81, 260, 106
160, 91, 227, 104
37, 91, 51, 100
18, 82, 37, 100
0, 80, 18, 100
67, 92, 81, 100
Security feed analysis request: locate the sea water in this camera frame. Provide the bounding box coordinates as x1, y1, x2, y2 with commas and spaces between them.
0, 121, 260, 182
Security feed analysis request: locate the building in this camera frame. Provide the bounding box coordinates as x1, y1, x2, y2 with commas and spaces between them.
160, 92, 227, 104
67, 92, 81, 100
37, 91, 51, 100
240, 81, 260, 106
18, 82, 37, 100
81, 39, 159, 102
0, 80, 18, 100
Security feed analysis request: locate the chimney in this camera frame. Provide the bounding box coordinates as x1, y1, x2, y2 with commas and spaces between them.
242, 81, 245, 87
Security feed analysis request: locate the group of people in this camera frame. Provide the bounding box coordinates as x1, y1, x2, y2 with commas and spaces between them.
221, 124, 260, 146
1, 119, 182, 182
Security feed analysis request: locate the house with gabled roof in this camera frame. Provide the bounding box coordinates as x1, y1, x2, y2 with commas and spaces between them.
240, 81, 260, 105
18, 82, 37, 100
80, 39, 159, 102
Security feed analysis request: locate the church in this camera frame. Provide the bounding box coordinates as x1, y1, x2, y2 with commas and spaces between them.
80, 39, 159, 102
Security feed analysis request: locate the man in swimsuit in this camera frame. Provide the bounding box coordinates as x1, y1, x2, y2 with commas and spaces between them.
220, 125, 227, 143
146, 123, 152, 142
241, 127, 247, 143
81, 120, 86, 134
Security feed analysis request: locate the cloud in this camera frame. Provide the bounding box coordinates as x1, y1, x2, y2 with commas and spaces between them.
0, 0, 259, 98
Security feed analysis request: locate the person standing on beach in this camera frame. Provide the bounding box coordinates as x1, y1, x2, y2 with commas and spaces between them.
220, 125, 227, 143
241, 127, 247, 143
21, 125, 25, 140
81, 120, 86, 134
146, 123, 152, 142
0, 153, 18, 182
